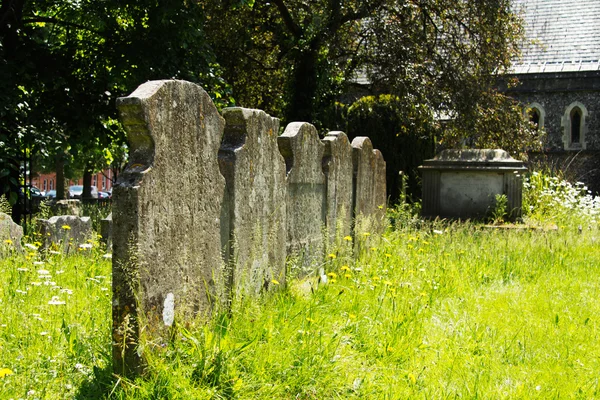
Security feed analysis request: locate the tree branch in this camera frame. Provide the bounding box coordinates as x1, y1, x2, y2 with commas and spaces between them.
22, 16, 102, 35
270, 0, 303, 39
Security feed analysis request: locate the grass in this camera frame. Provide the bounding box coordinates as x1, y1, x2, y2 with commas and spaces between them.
2, 173, 600, 398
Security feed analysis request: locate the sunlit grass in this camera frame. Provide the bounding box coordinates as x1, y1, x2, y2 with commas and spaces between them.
2, 191, 600, 398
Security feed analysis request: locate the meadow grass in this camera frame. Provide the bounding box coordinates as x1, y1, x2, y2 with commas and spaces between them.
2, 175, 600, 399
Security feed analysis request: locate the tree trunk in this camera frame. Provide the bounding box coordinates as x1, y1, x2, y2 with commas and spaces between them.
286, 49, 319, 123
55, 152, 68, 200
82, 163, 93, 199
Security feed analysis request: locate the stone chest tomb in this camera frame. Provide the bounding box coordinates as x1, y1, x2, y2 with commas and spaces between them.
419, 149, 527, 220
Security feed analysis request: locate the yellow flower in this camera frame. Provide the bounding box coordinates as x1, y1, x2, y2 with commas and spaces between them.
386, 346, 394, 352
343, 235, 353, 242
327, 272, 338, 279
271, 279, 280, 285
385, 253, 392, 258
408, 373, 416, 384
340, 265, 350, 271
0, 368, 13, 378
3, 239, 12, 245
363, 232, 371, 237
378, 205, 384, 210
344, 273, 352, 279
383, 280, 392, 286
372, 276, 380, 281
62, 225, 71, 230
348, 313, 357, 319
370, 247, 377, 251
306, 317, 315, 323
327, 253, 337, 259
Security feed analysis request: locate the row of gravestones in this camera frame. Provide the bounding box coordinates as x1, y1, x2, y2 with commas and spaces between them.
110, 80, 387, 376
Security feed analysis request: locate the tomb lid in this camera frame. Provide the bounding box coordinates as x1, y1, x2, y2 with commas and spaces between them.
420, 149, 527, 171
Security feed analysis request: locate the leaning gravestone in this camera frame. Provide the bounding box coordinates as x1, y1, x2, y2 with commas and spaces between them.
113, 80, 226, 376
220, 107, 287, 295
419, 149, 527, 220
322, 132, 354, 242
0, 212, 23, 252
37, 215, 92, 253
278, 122, 327, 270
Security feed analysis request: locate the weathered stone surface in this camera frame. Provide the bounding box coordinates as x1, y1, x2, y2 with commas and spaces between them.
322, 132, 353, 242
419, 149, 527, 220
351, 137, 388, 234
100, 212, 112, 250
0, 212, 23, 252
220, 107, 287, 295
278, 122, 326, 268
38, 215, 92, 252
51, 199, 82, 216
113, 80, 226, 375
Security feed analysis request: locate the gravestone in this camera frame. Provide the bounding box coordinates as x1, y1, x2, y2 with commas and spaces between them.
322, 132, 354, 242
419, 149, 527, 219
278, 122, 326, 269
100, 212, 112, 250
37, 215, 92, 253
0, 212, 23, 252
352, 137, 387, 234
220, 107, 287, 295
113, 80, 226, 376
51, 199, 82, 216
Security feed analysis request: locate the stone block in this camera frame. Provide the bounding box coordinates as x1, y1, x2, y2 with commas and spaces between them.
419, 149, 527, 220
322, 131, 353, 242
100, 212, 112, 250
220, 107, 287, 295
37, 215, 92, 253
51, 199, 82, 216
113, 80, 226, 375
278, 122, 326, 269
0, 212, 23, 252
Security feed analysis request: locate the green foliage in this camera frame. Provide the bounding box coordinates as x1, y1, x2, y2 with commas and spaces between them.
346, 94, 436, 201
490, 194, 509, 224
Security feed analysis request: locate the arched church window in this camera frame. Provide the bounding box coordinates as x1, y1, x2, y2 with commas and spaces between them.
562, 102, 588, 150
570, 107, 581, 144
528, 108, 541, 130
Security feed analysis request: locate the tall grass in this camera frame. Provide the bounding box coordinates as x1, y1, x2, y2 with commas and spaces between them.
1, 171, 599, 398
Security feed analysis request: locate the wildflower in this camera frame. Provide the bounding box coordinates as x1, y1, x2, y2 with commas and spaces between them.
370, 247, 377, 251
372, 276, 380, 281
385, 253, 392, 258
363, 232, 371, 237
378, 205, 384, 209
343, 235, 353, 242
340, 265, 350, 271
17, 268, 28, 272
327, 253, 337, 259
408, 373, 417, 384
3, 239, 12, 245
348, 313, 357, 319
103, 254, 112, 259
344, 273, 351, 279
30, 282, 42, 286
37, 269, 50, 275
383, 280, 392, 286
271, 279, 280, 285
33, 261, 44, 266
0, 368, 13, 378
386, 346, 394, 352
15, 290, 27, 295
306, 317, 315, 323
327, 272, 338, 279
79, 243, 93, 250
49, 250, 60, 255
40, 331, 49, 336
62, 225, 71, 230
48, 296, 66, 305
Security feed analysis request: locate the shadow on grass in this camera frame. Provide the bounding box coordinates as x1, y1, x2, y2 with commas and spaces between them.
75, 365, 119, 399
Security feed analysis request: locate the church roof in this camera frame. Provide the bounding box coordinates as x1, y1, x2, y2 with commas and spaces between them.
511, 0, 600, 74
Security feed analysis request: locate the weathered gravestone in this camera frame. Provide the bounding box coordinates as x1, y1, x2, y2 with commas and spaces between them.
278, 122, 327, 269
38, 215, 92, 253
113, 80, 226, 375
0, 212, 23, 252
51, 199, 82, 216
419, 149, 527, 220
220, 107, 287, 295
322, 132, 354, 242
352, 137, 387, 234
100, 212, 112, 250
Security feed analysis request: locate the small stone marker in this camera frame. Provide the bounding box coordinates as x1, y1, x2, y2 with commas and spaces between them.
0, 212, 23, 252
100, 212, 112, 250
322, 132, 354, 242
419, 149, 527, 220
113, 80, 226, 376
278, 122, 326, 269
51, 199, 82, 216
220, 107, 287, 295
37, 215, 92, 253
